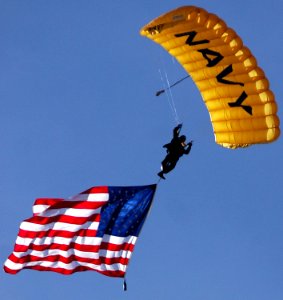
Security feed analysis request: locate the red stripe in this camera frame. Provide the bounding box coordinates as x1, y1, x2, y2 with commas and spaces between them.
18, 228, 98, 240
33, 200, 106, 210
3, 265, 19, 275
34, 198, 64, 206
80, 186, 109, 195
14, 241, 100, 253
26, 213, 100, 226
7, 253, 130, 267
95, 269, 125, 277
14, 240, 135, 253
4, 264, 125, 277
100, 241, 135, 252
33, 187, 109, 207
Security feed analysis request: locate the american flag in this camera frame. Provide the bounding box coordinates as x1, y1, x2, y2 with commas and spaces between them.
4, 184, 156, 277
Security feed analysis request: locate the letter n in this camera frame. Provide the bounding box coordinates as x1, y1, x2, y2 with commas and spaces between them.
175, 31, 209, 46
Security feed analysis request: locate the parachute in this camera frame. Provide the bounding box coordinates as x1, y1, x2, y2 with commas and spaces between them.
140, 6, 280, 149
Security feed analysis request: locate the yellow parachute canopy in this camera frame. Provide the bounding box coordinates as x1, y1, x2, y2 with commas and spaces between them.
140, 6, 280, 149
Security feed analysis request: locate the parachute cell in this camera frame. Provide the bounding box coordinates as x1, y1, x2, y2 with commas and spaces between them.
140, 6, 280, 148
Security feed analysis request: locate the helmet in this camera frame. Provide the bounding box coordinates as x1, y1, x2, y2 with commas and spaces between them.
180, 135, 186, 142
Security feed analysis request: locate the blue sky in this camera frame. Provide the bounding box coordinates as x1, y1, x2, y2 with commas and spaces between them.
1, 1, 282, 299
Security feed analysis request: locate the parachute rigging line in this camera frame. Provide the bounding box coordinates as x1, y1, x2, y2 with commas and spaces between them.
158, 68, 180, 124
156, 75, 190, 96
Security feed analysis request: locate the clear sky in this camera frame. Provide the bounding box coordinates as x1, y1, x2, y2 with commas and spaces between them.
1, 1, 282, 299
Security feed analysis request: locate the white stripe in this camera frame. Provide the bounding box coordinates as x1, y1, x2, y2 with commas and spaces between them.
4, 258, 127, 273
15, 236, 103, 247
33, 205, 51, 215
32, 195, 107, 215
35, 207, 102, 218
103, 234, 137, 245
13, 248, 133, 260
70, 193, 109, 202
15, 234, 137, 247
99, 249, 133, 259
20, 220, 99, 232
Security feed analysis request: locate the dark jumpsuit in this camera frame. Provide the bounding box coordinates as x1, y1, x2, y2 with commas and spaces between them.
158, 125, 192, 178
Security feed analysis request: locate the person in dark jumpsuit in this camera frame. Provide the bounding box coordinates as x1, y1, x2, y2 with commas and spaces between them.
158, 124, 193, 180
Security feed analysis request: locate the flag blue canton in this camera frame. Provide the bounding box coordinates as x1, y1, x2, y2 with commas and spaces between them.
96, 185, 156, 238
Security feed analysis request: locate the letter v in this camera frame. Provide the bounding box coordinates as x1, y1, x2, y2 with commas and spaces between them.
217, 65, 244, 86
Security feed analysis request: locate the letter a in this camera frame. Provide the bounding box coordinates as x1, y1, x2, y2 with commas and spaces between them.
197, 48, 224, 67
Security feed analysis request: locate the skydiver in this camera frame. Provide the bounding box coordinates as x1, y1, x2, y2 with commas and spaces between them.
157, 124, 193, 180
